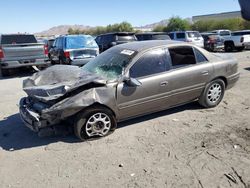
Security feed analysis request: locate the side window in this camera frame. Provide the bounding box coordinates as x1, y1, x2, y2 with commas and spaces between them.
53, 39, 57, 47
106, 35, 114, 43
58, 38, 63, 48
136, 35, 143, 40
168, 33, 174, 39
95, 36, 100, 44
168, 46, 196, 68
55, 38, 60, 47
130, 49, 170, 78
193, 48, 208, 63
102, 36, 108, 44
176, 33, 186, 39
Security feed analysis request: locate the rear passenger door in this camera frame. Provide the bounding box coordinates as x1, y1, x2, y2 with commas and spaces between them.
166, 46, 213, 106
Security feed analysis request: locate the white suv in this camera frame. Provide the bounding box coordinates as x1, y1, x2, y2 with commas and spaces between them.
168, 31, 204, 48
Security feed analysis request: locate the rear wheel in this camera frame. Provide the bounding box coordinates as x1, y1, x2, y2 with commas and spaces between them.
74, 106, 117, 141
0, 68, 10, 77
225, 42, 235, 52
199, 79, 225, 108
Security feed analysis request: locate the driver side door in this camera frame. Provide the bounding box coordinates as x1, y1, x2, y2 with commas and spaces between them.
116, 48, 172, 120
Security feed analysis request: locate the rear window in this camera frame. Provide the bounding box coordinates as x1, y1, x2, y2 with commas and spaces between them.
152, 35, 171, 40
176, 33, 186, 39
187, 32, 201, 38
117, 35, 136, 42
1, 35, 37, 44
65, 36, 98, 49
169, 46, 196, 68
220, 31, 231, 36
168, 33, 174, 39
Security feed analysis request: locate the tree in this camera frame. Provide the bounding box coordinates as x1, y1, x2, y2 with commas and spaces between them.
153, 25, 166, 32
164, 17, 191, 32
68, 28, 74, 34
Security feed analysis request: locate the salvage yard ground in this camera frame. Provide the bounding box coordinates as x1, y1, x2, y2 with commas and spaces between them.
0, 51, 250, 188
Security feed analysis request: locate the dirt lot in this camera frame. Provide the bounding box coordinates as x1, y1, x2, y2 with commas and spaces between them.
0, 51, 250, 188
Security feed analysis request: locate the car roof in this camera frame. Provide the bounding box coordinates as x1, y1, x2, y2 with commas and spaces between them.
97, 32, 135, 36
169, 31, 199, 33
136, 32, 169, 35
201, 32, 219, 35
116, 40, 184, 52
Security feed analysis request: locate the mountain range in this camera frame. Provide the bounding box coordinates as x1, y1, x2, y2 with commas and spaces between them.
35, 19, 172, 36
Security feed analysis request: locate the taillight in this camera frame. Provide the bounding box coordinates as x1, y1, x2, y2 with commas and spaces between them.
64, 51, 70, 58
208, 39, 216, 44
240, 37, 244, 43
0, 47, 4, 59
44, 45, 48, 55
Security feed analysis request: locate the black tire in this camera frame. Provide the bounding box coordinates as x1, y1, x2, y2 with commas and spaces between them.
74, 106, 117, 141
236, 47, 244, 52
0, 68, 10, 77
199, 79, 225, 108
48, 54, 56, 65
225, 42, 235, 52
59, 57, 64, 64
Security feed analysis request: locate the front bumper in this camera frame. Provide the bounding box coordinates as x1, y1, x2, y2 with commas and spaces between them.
1, 59, 50, 69
19, 98, 48, 132
243, 42, 250, 48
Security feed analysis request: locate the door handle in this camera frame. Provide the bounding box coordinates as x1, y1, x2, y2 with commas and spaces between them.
160, 81, 169, 87
201, 71, 209, 75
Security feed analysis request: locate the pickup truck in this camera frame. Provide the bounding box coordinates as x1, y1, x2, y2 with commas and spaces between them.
0, 34, 50, 77
211, 30, 250, 52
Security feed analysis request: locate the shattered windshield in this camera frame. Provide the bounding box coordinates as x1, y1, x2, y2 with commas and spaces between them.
82, 48, 137, 80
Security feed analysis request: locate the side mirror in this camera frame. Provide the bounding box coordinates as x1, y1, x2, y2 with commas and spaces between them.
123, 77, 142, 87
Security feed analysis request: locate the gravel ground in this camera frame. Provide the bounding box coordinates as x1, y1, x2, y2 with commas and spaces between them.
0, 51, 250, 188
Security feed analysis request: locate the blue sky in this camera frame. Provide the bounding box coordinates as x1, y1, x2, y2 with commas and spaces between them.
0, 0, 240, 33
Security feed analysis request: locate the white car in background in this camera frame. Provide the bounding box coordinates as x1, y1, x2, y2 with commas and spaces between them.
168, 31, 204, 48
211, 30, 250, 52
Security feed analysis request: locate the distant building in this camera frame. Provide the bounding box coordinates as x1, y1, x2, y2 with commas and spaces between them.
192, 11, 241, 22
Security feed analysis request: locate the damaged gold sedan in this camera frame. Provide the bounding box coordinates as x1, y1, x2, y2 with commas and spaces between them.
20, 41, 240, 140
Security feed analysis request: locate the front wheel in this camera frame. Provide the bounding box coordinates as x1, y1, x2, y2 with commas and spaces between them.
0, 68, 10, 77
199, 79, 225, 108
74, 106, 117, 141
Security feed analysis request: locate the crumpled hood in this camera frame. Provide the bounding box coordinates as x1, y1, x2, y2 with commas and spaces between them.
23, 65, 107, 102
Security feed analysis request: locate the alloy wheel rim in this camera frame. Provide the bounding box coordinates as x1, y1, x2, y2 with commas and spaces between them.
207, 83, 222, 103
85, 113, 111, 137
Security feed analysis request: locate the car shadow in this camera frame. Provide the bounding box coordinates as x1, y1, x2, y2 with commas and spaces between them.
245, 67, 250, 71
0, 114, 78, 151
118, 102, 202, 129
0, 102, 202, 151
0, 68, 35, 80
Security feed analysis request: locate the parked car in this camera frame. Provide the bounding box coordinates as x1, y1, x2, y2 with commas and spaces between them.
0, 34, 50, 77
49, 35, 99, 66
19, 40, 239, 140
136, 32, 171, 41
44, 38, 55, 52
210, 30, 232, 37
168, 31, 204, 48
226, 30, 250, 51
201, 33, 224, 52
95, 32, 137, 53
211, 30, 250, 52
